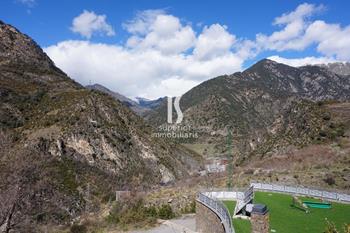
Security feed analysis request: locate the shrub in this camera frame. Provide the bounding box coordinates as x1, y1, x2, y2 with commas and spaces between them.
70, 224, 87, 233
344, 224, 350, 233
324, 220, 339, 233
144, 205, 158, 218
106, 199, 161, 227
106, 197, 177, 229
189, 200, 196, 213
157, 204, 175, 219
181, 200, 196, 214
323, 115, 331, 121
319, 130, 327, 137
324, 176, 336, 186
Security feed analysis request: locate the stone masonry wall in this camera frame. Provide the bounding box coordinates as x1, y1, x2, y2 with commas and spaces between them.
251, 212, 269, 233
196, 201, 225, 233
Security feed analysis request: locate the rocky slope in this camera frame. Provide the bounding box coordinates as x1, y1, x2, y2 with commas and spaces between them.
317, 62, 350, 76
0, 20, 201, 232
147, 59, 350, 161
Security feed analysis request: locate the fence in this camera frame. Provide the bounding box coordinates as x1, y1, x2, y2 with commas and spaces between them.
234, 186, 254, 215
203, 191, 244, 200
251, 183, 350, 203
196, 183, 350, 233
197, 192, 235, 233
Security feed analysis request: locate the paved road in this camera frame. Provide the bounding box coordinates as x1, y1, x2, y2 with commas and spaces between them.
130, 215, 196, 233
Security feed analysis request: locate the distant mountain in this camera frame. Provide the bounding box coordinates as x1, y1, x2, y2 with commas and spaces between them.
147, 59, 350, 160
86, 83, 136, 105
86, 83, 150, 115
316, 62, 350, 76
136, 96, 166, 109
86, 84, 165, 116
0, 20, 201, 231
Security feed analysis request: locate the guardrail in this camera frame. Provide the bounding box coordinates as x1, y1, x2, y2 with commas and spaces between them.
202, 191, 244, 200
197, 192, 235, 233
251, 183, 350, 203
234, 186, 254, 215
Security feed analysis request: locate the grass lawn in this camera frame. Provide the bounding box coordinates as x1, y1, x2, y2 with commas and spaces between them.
233, 219, 251, 233
254, 191, 350, 233
223, 200, 236, 217
223, 200, 251, 233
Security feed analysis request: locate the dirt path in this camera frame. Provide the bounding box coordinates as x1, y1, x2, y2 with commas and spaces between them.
130, 215, 197, 233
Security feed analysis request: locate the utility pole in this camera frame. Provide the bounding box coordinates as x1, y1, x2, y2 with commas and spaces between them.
226, 127, 234, 189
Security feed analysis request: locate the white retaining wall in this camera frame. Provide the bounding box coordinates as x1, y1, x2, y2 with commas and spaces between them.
251, 183, 350, 203
203, 191, 244, 200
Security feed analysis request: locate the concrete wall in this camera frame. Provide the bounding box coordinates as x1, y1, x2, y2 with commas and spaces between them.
251, 182, 350, 203
203, 191, 244, 200
196, 201, 225, 233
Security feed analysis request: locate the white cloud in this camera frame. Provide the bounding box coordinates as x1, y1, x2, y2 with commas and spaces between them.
304, 21, 350, 60
46, 5, 350, 99
268, 55, 339, 67
123, 9, 165, 35
70, 10, 115, 39
45, 40, 243, 99
193, 24, 236, 60
256, 3, 324, 51
256, 3, 350, 60
125, 11, 196, 54
273, 3, 324, 25
46, 10, 247, 99
234, 39, 260, 60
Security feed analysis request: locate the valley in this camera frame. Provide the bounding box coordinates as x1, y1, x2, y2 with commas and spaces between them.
0, 14, 350, 233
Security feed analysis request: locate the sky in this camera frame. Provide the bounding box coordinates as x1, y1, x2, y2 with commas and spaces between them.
1, 0, 350, 99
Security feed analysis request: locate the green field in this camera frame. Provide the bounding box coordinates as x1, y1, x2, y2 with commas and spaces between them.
223, 200, 236, 217
223, 192, 350, 233
233, 218, 251, 233
223, 200, 251, 233
255, 192, 350, 233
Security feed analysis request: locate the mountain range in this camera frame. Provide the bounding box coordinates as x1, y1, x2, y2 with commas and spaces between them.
146, 59, 350, 161
0, 20, 201, 231
1, 18, 350, 232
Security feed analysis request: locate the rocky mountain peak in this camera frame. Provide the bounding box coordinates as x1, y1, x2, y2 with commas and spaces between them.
0, 21, 58, 72
244, 58, 299, 78
249, 58, 279, 70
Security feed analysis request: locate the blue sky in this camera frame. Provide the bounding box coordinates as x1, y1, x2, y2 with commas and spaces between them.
1, 0, 350, 98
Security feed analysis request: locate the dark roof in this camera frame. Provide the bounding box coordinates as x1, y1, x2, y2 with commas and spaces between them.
252, 204, 268, 215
